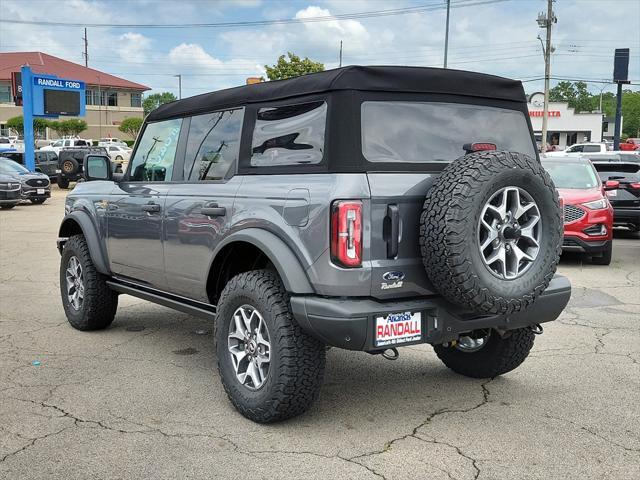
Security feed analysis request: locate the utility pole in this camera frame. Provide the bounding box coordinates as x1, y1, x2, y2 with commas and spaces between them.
443, 0, 451, 68
174, 74, 182, 99
82, 28, 88, 67
339, 40, 343, 68
537, 0, 556, 152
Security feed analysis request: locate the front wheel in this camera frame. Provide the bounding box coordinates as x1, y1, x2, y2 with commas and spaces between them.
433, 328, 535, 378
60, 235, 118, 330
57, 177, 70, 189
215, 270, 326, 423
591, 242, 612, 265
30, 198, 46, 205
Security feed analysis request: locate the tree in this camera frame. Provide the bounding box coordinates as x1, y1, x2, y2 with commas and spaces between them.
47, 120, 67, 138
118, 117, 144, 139
264, 52, 324, 81
5, 116, 24, 135
143, 92, 177, 116
549, 81, 596, 113
63, 119, 87, 136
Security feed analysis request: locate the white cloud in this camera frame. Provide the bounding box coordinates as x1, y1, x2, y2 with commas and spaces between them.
116, 33, 152, 63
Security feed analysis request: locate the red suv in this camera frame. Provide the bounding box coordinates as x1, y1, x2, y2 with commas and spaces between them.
543, 157, 615, 265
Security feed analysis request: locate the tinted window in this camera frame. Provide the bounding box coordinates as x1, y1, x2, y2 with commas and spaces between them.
593, 163, 640, 182
184, 109, 243, 180
361, 102, 536, 163
251, 101, 326, 166
567, 145, 582, 152
129, 119, 182, 182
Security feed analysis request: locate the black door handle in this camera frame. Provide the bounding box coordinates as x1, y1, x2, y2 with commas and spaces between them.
201, 202, 226, 217
142, 202, 161, 213
386, 204, 399, 258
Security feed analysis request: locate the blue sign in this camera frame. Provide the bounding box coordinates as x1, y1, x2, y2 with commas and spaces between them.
20, 66, 87, 171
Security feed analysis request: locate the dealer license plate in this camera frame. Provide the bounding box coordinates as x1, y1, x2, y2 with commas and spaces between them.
375, 311, 422, 347
606, 190, 617, 197
37, 188, 45, 194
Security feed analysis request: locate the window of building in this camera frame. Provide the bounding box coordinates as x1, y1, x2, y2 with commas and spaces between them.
107, 92, 118, 106
0, 85, 11, 103
251, 101, 327, 167
85, 89, 95, 105
129, 118, 182, 182
131, 92, 142, 108
184, 109, 244, 181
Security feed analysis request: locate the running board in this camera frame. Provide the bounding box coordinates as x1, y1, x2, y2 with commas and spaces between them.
106, 279, 217, 321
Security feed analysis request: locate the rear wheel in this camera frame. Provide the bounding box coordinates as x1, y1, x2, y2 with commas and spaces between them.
60, 235, 118, 330
591, 242, 612, 265
215, 270, 326, 423
434, 328, 535, 378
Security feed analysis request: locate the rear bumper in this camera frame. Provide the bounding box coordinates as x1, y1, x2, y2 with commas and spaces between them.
612, 207, 640, 225
291, 274, 571, 351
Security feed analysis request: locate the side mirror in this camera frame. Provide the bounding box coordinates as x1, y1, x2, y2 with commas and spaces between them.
604, 180, 619, 191
84, 154, 112, 181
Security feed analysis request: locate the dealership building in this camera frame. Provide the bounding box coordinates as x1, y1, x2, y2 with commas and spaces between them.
527, 92, 622, 149
0, 51, 149, 140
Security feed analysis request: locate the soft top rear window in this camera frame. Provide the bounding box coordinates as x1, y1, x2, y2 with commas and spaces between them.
361, 101, 535, 163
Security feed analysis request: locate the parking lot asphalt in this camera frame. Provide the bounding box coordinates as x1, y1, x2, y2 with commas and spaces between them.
1, 186, 639, 480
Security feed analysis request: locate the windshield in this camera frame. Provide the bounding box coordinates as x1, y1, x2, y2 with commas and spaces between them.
361, 101, 536, 163
0, 159, 29, 174
543, 162, 599, 189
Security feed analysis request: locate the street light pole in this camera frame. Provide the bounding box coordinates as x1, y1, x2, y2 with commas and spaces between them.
537, 0, 556, 152
174, 74, 182, 99
443, 0, 451, 68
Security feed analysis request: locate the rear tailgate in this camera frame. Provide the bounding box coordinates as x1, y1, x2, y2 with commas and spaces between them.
368, 173, 439, 299
594, 162, 640, 208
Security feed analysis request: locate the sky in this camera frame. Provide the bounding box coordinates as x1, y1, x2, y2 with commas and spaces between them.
0, 0, 638, 99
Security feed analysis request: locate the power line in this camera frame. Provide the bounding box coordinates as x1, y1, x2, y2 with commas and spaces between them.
0, 0, 510, 29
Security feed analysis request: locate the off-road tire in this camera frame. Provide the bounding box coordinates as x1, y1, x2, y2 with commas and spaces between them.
215, 270, 326, 423
60, 235, 118, 330
61, 158, 79, 175
57, 177, 70, 189
591, 242, 612, 265
30, 198, 46, 205
434, 328, 535, 378
420, 151, 562, 315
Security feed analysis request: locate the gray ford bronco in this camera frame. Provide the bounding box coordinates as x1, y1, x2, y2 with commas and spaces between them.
58, 66, 571, 423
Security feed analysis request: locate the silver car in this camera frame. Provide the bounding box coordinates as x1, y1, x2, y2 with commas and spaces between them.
0, 158, 51, 204
0, 173, 21, 209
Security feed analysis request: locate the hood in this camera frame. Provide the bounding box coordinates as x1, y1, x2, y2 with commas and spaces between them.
0, 173, 19, 183
557, 187, 603, 205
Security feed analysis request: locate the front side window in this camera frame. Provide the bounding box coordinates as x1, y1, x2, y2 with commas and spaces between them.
184, 109, 244, 181
251, 101, 327, 167
567, 145, 583, 153
129, 119, 182, 182
361, 101, 536, 163
52, 140, 63, 147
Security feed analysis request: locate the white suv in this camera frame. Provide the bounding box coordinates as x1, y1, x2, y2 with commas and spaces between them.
40, 138, 91, 155
545, 143, 608, 157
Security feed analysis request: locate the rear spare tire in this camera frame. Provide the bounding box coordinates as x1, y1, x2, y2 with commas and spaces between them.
61, 158, 79, 175
420, 151, 562, 315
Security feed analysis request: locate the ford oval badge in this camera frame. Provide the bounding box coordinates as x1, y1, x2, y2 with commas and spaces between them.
382, 271, 405, 282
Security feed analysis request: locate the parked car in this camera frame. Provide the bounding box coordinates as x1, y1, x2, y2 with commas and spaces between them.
0, 173, 21, 209
0, 158, 51, 204
580, 152, 640, 163
40, 138, 91, 156
592, 161, 640, 232
57, 146, 109, 189
542, 157, 614, 264
545, 142, 609, 157
105, 145, 132, 167
0, 150, 59, 180
619, 139, 640, 151
98, 138, 128, 147
57, 65, 571, 423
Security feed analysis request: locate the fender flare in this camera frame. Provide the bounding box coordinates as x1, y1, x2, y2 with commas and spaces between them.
213, 229, 314, 294
59, 211, 111, 275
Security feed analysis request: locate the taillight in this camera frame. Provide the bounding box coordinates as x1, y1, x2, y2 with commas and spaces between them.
463, 142, 497, 153
629, 183, 640, 190
331, 200, 362, 268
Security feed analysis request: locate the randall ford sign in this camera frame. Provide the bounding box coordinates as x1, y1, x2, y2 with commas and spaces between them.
33, 76, 85, 90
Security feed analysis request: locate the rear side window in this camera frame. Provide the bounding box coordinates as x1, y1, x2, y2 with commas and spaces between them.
582, 145, 600, 153
184, 108, 244, 181
361, 101, 536, 163
251, 101, 327, 166
129, 118, 182, 182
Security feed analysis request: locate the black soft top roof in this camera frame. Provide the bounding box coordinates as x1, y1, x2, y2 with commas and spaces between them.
147, 65, 526, 122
